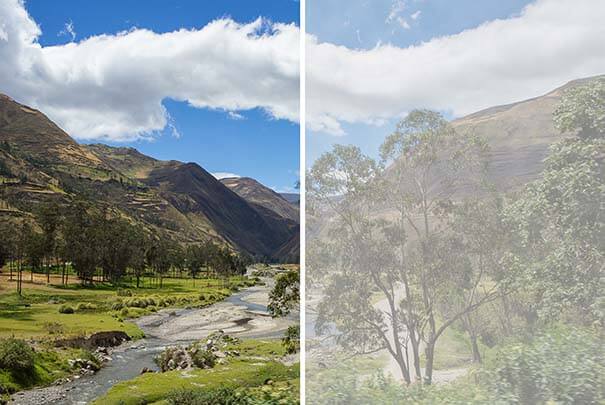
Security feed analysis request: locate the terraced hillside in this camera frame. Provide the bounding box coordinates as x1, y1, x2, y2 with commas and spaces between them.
0, 95, 297, 260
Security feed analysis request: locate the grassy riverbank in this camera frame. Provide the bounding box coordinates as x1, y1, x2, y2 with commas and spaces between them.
93, 339, 299, 405
0, 273, 257, 399
0, 275, 255, 340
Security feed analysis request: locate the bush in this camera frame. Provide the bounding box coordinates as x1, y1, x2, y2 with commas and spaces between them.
116, 288, 132, 297
120, 308, 129, 317
111, 302, 124, 311
282, 326, 300, 354
0, 339, 35, 373
190, 349, 216, 369
58, 305, 74, 314
76, 303, 97, 311
489, 327, 605, 404
167, 386, 245, 405
126, 298, 147, 308
42, 322, 64, 335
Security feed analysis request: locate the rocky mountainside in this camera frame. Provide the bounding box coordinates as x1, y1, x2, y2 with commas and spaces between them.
451, 76, 603, 191
220, 177, 299, 222
279, 193, 300, 205
0, 95, 297, 261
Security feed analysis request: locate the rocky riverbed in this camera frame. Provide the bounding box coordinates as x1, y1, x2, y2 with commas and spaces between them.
11, 278, 296, 405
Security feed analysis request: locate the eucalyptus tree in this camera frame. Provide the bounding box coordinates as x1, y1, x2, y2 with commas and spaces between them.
36, 202, 61, 283
307, 145, 417, 380
309, 110, 505, 385
62, 201, 101, 284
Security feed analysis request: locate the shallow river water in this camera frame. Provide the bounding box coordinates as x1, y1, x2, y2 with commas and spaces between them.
12, 280, 294, 405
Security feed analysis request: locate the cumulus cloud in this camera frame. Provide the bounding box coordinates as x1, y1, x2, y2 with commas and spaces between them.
0, 0, 299, 141
308, 0, 605, 135
212, 172, 240, 180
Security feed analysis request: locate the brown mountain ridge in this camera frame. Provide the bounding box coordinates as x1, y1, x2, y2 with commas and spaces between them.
0, 94, 298, 261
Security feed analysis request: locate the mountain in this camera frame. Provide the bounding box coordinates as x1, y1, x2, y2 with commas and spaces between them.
220, 177, 299, 222
0, 95, 297, 260
279, 193, 300, 205
272, 227, 300, 263
451, 76, 603, 191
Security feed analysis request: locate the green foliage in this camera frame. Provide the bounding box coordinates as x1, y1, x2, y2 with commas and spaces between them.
504, 81, 605, 325
282, 325, 299, 354
167, 384, 299, 405
116, 288, 132, 297
488, 327, 605, 404
554, 77, 605, 138
58, 304, 74, 314
190, 349, 217, 369
268, 270, 299, 317
167, 386, 246, 405
0, 339, 35, 373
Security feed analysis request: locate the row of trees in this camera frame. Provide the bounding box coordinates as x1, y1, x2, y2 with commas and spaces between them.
308, 78, 604, 386
0, 200, 251, 293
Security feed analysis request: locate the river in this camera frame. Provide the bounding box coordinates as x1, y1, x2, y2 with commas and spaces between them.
12, 278, 295, 405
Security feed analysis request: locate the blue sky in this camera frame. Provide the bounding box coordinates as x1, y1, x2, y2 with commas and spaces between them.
306, 0, 534, 166
24, 0, 300, 193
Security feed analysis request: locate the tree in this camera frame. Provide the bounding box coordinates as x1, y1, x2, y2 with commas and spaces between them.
268, 270, 300, 317
129, 227, 149, 288
504, 78, 605, 326
62, 201, 100, 284
310, 110, 500, 385
553, 77, 605, 139
98, 215, 137, 283
36, 202, 61, 283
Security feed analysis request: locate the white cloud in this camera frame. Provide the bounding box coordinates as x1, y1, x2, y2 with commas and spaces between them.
58, 20, 76, 41
386, 0, 406, 25
0, 0, 299, 142
212, 172, 240, 180
410, 10, 421, 20
227, 111, 245, 120
308, 0, 605, 135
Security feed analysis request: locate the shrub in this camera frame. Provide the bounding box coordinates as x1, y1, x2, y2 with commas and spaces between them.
58, 305, 74, 314
120, 308, 129, 317
198, 294, 205, 301
111, 302, 124, 311
167, 386, 245, 405
282, 326, 300, 354
489, 327, 605, 404
76, 302, 97, 311
42, 322, 64, 335
127, 298, 147, 308
0, 339, 35, 373
190, 349, 216, 369
116, 288, 132, 297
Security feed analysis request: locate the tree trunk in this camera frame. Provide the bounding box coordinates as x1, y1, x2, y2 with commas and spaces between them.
410, 331, 422, 381
424, 341, 435, 385
470, 334, 482, 363
395, 352, 412, 385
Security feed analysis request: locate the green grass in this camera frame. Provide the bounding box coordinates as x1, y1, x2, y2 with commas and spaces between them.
0, 275, 255, 341
428, 326, 473, 370
0, 345, 94, 395
93, 339, 299, 405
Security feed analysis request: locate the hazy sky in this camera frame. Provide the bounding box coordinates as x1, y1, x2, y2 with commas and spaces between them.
306, 0, 605, 165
